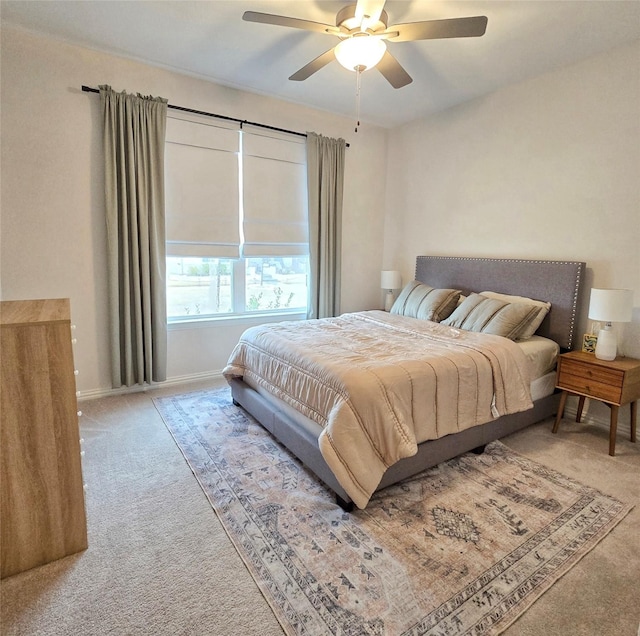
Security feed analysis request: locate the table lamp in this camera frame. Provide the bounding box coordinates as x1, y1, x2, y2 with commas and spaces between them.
588, 288, 633, 360
381, 271, 402, 311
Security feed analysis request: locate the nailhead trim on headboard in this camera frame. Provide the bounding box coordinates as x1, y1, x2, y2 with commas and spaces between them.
414, 256, 586, 350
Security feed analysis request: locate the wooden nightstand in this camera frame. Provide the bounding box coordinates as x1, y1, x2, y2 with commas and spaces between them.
552, 350, 640, 456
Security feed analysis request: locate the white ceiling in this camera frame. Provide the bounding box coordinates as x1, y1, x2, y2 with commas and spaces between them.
2, 0, 640, 128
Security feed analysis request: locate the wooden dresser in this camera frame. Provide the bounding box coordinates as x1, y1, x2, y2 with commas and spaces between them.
1, 298, 87, 578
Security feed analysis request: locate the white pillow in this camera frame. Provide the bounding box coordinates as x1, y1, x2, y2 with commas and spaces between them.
480, 291, 551, 340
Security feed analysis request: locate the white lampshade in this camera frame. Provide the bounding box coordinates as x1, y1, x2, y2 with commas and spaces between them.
588, 288, 633, 361
335, 37, 387, 72
381, 270, 402, 290
588, 288, 633, 323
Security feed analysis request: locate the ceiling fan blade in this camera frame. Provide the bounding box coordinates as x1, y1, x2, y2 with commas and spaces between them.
242, 11, 340, 35
387, 16, 488, 42
355, 0, 386, 28
289, 48, 337, 81
376, 50, 412, 89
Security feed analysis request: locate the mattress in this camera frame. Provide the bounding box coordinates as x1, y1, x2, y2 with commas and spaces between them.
516, 335, 560, 378
516, 336, 559, 402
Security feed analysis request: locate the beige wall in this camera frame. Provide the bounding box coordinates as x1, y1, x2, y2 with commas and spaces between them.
384, 40, 640, 360
0, 27, 387, 395
3, 26, 638, 403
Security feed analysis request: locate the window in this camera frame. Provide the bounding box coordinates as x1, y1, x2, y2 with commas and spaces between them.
245, 256, 309, 312
165, 116, 309, 321
166, 255, 309, 318
166, 257, 234, 317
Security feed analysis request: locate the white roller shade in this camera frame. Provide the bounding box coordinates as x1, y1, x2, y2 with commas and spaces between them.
242, 131, 308, 257
165, 117, 240, 258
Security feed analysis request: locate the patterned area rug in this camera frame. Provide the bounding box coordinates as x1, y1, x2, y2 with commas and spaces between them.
154, 388, 631, 636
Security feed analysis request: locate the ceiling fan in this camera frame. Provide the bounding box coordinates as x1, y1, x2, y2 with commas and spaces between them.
243, 0, 488, 89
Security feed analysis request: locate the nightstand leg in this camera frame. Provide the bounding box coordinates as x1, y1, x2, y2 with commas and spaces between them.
609, 405, 619, 456
553, 391, 568, 434
631, 401, 637, 443
576, 396, 586, 423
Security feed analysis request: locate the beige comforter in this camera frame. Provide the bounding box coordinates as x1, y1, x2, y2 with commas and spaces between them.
223, 311, 533, 509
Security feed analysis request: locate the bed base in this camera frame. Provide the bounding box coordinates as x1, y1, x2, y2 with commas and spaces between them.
230, 377, 560, 509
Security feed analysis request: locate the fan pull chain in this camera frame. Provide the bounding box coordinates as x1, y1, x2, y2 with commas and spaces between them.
355, 66, 363, 133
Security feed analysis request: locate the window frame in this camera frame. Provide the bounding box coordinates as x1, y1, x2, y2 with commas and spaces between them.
164, 116, 310, 325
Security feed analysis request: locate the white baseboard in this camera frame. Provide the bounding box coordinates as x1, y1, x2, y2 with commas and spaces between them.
77, 370, 224, 401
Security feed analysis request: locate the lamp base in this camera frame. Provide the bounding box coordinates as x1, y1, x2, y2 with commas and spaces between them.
384, 290, 395, 312
595, 325, 617, 361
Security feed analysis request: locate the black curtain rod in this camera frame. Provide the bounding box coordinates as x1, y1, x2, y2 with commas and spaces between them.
81, 85, 349, 146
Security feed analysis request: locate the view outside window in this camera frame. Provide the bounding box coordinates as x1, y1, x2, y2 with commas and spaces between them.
167, 256, 309, 319
245, 257, 309, 312
167, 257, 233, 317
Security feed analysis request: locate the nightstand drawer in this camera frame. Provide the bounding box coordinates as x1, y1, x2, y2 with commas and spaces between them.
560, 360, 624, 387
557, 372, 623, 402
557, 359, 625, 403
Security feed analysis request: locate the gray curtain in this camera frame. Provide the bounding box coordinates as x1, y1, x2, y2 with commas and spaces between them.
306, 132, 346, 319
100, 85, 168, 387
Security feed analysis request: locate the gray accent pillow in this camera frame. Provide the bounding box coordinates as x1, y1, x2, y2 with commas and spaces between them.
440, 293, 541, 340
391, 281, 461, 322
479, 291, 551, 340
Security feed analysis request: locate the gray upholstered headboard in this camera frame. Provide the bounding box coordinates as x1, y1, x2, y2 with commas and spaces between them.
415, 256, 586, 350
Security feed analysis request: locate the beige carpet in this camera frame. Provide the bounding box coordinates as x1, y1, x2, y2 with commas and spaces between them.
2, 378, 639, 635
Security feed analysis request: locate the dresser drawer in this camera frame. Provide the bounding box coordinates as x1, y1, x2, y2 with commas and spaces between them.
557, 360, 624, 403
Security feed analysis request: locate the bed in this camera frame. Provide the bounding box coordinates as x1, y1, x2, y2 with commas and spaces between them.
224, 256, 586, 510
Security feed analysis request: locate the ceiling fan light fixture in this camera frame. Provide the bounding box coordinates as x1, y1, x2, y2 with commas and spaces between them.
335, 36, 386, 72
